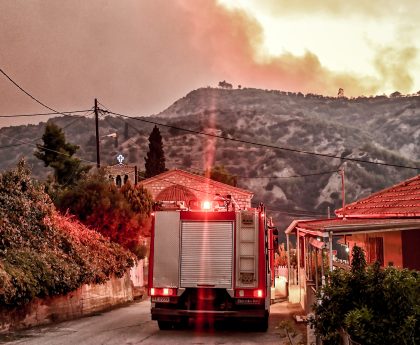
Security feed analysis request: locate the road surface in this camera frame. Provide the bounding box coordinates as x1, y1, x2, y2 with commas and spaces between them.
1, 300, 306, 345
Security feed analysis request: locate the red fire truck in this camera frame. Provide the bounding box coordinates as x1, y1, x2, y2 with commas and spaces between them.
148, 197, 275, 331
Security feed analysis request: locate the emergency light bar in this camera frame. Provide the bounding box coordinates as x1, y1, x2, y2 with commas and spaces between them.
201, 201, 212, 210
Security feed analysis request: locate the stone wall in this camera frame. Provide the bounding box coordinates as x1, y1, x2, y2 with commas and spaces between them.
0, 269, 140, 334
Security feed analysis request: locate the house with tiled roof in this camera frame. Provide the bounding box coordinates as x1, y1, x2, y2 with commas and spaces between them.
285, 174, 420, 311
140, 169, 253, 209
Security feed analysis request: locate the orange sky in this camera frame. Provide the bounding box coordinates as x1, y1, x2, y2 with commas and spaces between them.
0, 0, 418, 127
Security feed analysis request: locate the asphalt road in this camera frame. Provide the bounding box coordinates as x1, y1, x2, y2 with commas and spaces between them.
1, 300, 306, 345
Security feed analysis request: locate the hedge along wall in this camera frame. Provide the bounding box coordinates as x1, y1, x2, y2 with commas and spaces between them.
0, 270, 135, 334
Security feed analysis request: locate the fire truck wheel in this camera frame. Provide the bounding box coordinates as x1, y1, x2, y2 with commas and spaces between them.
256, 315, 269, 332
157, 320, 173, 330
176, 317, 189, 329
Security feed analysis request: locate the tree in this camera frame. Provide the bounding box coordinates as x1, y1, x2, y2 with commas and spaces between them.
390, 91, 402, 98
34, 122, 90, 186
57, 171, 153, 258
144, 125, 166, 178
206, 165, 237, 187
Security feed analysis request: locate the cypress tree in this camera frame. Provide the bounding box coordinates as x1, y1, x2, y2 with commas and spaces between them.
144, 125, 166, 178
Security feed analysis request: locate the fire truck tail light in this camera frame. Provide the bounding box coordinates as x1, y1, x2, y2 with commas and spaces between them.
150, 287, 176, 296
254, 289, 264, 298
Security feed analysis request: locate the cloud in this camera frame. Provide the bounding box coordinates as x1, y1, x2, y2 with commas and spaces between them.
239, 0, 420, 20
182, 0, 380, 96
0, 0, 417, 129
373, 45, 417, 92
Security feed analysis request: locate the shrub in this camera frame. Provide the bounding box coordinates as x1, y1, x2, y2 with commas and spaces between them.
312, 246, 419, 345
0, 161, 134, 307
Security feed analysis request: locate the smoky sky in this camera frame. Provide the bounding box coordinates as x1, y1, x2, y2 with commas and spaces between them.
0, 0, 418, 128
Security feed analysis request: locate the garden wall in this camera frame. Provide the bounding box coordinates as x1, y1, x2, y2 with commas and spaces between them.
0, 261, 146, 334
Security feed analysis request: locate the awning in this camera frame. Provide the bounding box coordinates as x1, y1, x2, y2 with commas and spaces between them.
309, 238, 326, 249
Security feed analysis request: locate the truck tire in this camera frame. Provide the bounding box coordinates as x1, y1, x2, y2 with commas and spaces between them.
158, 320, 173, 330
257, 315, 269, 332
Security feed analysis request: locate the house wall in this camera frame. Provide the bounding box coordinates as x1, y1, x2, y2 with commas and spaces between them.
348, 231, 403, 268
401, 229, 420, 270
142, 174, 252, 209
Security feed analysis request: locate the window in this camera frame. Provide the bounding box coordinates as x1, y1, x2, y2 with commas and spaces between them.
116, 175, 122, 188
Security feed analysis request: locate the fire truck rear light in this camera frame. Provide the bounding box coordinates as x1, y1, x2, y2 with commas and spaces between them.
150, 287, 176, 296
239, 290, 244, 297
254, 289, 263, 298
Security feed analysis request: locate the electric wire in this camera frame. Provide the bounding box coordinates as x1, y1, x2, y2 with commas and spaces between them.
184, 166, 339, 179
0, 110, 92, 118
95, 110, 342, 179
0, 132, 96, 165
0, 67, 86, 117
103, 109, 420, 171
135, 174, 323, 217
0, 109, 94, 150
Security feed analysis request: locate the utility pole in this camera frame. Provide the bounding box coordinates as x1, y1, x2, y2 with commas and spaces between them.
95, 98, 100, 168
340, 167, 346, 218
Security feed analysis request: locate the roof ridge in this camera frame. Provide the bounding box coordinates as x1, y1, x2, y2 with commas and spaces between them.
140, 169, 253, 196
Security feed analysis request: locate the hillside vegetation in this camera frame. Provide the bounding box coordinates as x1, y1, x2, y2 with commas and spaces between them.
1, 88, 419, 227
0, 161, 134, 307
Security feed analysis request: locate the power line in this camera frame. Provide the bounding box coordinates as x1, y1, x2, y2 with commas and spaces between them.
185, 166, 338, 179
239, 170, 339, 179
0, 67, 85, 117
0, 132, 96, 165
0, 110, 91, 118
0, 109, 93, 151
103, 109, 420, 171
136, 174, 323, 218
94, 111, 341, 179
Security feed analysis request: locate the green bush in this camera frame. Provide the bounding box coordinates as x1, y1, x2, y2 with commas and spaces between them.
312, 246, 419, 345
0, 160, 134, 307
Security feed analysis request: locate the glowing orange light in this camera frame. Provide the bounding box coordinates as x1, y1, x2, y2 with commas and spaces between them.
202, 201, 212, 210
151, 212, 155, 217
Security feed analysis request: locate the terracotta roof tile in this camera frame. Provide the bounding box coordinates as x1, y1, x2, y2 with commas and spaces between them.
156, 184, 196, 203
336, 175, 420, 218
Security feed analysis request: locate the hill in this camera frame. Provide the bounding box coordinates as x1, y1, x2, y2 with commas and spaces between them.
1, 87, 419, 228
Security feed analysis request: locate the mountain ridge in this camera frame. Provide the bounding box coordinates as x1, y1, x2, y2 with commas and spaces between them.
1, 87, 419, 227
